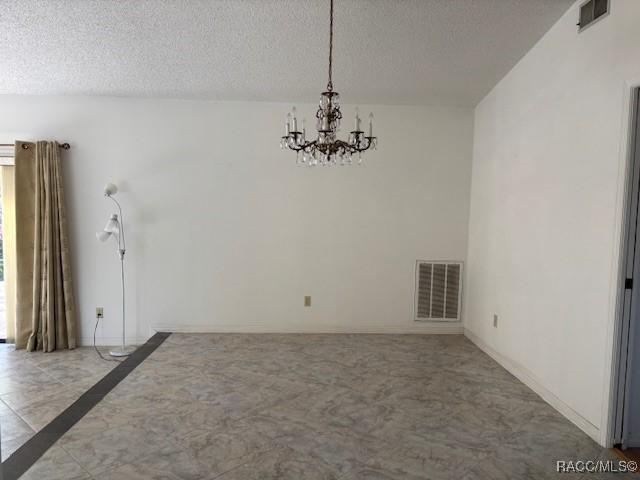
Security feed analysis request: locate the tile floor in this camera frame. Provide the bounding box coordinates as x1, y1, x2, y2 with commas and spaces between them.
0, 344, 119, 460
2, 334, 630, 479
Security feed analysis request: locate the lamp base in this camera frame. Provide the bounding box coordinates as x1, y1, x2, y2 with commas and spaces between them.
109, 346, 136, 357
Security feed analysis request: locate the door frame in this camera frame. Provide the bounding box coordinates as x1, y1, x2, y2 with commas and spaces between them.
605, 84, 640, 447
609, 87, 640, 447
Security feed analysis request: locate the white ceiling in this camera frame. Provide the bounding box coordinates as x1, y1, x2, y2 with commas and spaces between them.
0, 0, 574, 106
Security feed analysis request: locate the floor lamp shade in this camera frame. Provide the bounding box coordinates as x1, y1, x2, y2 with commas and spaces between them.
96, 230, 111, 242
104, 183, 118, 197
96, 214, 119, 241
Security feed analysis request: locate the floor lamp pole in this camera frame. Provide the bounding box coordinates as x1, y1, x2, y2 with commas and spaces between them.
107, 194, 134, 358
117, 249, 126, 354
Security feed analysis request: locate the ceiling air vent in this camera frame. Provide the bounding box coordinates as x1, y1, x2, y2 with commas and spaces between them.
414, 261, 463, 322
578, 0, 609, 32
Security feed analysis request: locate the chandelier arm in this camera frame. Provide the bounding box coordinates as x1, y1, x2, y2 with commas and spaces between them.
333, 140, 352, 150
285, 136, 299, 151
286, 138, 316, 152
289, 144, 305, 152
352, 139, 371, 153
303, 141, 318, 152
334, 137, 375, 153
354, 137, 368, 152
354, 137, 377, 152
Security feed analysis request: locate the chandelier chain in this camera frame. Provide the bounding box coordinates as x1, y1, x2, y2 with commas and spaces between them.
328, 0, 333, 91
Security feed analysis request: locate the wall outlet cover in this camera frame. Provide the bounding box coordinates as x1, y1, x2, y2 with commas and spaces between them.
304, 296, 311, 307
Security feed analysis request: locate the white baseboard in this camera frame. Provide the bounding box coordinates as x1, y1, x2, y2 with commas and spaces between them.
81, 324, 462, 346
78, 336, 151, 347
151, 322, 464, 335
464, 328, 602, 445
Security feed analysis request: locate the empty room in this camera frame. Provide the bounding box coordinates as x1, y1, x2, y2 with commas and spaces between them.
1, 0, 640, 478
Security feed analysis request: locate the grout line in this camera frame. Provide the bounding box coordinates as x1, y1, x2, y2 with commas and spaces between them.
31, 353, 114, 388
57, 442, 94, 479
0, 398, 37, 439
29, 356, 72, 388
0, 361, 111, 436
0, 332, 171, 480
59, 443, 97, 479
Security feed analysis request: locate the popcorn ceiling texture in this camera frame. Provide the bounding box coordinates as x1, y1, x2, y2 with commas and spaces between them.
0, 0, 573, 106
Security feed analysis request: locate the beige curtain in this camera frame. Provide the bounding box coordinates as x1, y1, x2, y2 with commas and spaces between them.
1, 165, 17, 343
15, 141, 77, 351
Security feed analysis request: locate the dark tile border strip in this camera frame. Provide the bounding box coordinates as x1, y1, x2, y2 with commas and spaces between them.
0, 331, 171, 480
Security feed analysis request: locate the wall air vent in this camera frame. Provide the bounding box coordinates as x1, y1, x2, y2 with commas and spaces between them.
414, 261, 463, 322
578, 0, 609, 32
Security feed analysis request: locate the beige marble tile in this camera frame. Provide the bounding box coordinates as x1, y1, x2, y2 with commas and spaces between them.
1, 432, 34, 461
41, 362, 114, 388
20, 446, 90, 480
0, 345, 120, 455
62, 424, 177, 475
56, 403, 132, 446
5, 334, 621, 480
99, 448, 211, 480
0, 397, 35, 460
1, 383, 87, 429
217, 446, 341, 480
0, 398, 34, 439
179, 424, 277, 477
0, 367, 60, 396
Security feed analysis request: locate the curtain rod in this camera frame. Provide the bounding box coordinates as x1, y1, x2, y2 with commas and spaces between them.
0, 143, 71, 150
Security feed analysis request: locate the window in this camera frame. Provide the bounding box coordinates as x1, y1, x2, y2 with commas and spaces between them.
0, 145, 15, 343
578, 0, 610, 32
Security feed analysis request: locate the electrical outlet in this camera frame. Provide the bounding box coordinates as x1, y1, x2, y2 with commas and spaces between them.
493, 314, 498, 328
304, 296, 311, 307
96, 307, 104, 319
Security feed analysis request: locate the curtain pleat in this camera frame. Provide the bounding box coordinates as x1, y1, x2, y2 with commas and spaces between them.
15, 141, 76, 351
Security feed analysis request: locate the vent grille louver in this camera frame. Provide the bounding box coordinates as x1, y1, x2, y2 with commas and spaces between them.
416, 263, 432, 318
415, 261, 462, 322
445, 264, 461, 319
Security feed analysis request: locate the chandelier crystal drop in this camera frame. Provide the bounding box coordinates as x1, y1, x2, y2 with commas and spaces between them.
280, 0, 377, 166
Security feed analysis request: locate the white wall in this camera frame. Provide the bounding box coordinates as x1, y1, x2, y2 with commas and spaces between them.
465, 0, 640, 445
0, 96, 473, 345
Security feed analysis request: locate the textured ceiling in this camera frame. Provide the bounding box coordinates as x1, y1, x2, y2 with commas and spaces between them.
0, 0, 573, 106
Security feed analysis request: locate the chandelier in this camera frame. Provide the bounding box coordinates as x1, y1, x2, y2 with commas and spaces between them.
280, 0, 377, 166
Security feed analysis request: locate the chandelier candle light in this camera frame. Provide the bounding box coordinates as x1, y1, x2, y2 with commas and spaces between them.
280, 0, 377, 166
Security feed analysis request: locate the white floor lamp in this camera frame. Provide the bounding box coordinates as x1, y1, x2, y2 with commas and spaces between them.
96, 183, 134, 357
